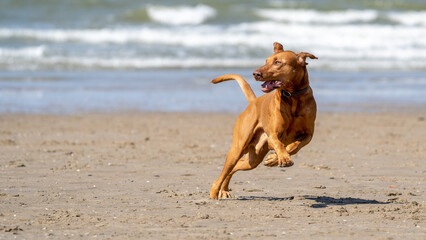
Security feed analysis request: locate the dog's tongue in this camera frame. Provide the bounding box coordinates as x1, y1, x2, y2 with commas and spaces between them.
261, 81, 281, 93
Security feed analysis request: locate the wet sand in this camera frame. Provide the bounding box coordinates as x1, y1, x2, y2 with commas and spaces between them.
0, 112, 425, 239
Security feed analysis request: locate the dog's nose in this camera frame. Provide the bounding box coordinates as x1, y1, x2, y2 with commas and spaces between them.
253, 70, 263, 79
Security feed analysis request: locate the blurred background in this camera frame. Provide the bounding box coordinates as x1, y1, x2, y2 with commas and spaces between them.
0, 0, 425, 113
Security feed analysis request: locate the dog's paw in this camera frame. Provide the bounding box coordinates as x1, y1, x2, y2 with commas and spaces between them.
218, 190, 232, 199
209, 189, 219, 200
278, 155, 294, 167
264, 153, 278, 167
280, 160, 294, 167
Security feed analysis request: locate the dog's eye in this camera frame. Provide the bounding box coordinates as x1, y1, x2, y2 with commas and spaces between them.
274, 61, 281, 65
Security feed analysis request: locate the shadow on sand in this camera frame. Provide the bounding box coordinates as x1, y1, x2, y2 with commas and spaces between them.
304, 195, 389, 208
236, 196, 295, 201
233, 195, 389, 208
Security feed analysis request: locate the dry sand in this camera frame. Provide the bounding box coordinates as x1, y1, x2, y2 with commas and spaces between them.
0, 112, 425, 239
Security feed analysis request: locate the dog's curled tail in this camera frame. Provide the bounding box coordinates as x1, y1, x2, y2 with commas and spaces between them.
211, 74, 256, 103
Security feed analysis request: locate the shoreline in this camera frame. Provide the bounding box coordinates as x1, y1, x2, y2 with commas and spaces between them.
0, 103, 425, 116
1, 69, 426, 114
0, 112, 424, 239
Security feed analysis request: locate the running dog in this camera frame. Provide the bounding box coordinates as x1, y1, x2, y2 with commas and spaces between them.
210, 42, 317, 200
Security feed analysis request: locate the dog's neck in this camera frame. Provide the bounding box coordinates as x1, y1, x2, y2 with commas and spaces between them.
279, 67, 310, 98
280, 86, 310, 99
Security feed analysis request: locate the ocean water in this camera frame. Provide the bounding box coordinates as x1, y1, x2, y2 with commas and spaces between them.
1, 70, 425, 114
0, 0, 425, 113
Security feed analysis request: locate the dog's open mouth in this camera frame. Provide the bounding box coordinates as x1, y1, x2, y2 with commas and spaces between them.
261, 80, 282, 93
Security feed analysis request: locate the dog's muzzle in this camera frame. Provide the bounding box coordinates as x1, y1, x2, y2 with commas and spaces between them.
253, 70, 263, 81
261, 80, 282, 93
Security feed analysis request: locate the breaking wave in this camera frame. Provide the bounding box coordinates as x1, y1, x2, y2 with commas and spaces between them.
146, 4, 216, 25
1, 2, 426, 71
255, 9, 379, 24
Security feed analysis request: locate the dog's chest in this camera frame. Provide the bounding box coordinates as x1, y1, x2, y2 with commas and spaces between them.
283, 115, 308, 141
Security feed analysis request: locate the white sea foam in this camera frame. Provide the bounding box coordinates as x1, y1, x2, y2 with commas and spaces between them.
4, 53, 426, 72
255, 9, 378, 24
1, 21, 424, 49
1, 18, 426, 71
0, 46, 45, 57
0, 28, 143, 44
387, 11, 426, 26
15, 56, 260, 70
0, 26, 225, 45
146, 4, 216, 25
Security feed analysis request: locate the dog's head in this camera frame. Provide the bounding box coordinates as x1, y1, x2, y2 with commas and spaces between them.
253, 42, 317, 93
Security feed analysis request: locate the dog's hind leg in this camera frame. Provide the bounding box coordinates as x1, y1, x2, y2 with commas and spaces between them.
210, 108, 257, 200
219, 143, 269, 198
210, 143, 246, 199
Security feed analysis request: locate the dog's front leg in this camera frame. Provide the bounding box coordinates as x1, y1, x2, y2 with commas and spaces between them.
267, 133, 293, 167
264, 133, 313, 167
286, 133, 313, 155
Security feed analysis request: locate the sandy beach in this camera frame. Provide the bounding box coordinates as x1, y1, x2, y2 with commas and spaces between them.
2, 0, 426, 239
0, 112, 424, 239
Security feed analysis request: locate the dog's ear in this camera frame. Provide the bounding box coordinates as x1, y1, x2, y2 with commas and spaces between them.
273, 42, 284, 53
297, 52, 317, 66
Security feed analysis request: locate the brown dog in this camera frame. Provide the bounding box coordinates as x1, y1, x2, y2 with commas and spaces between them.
209, 42, 317, 200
